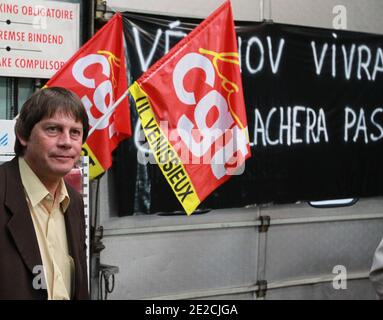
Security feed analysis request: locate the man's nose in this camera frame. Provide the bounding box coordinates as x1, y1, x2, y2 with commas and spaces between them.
57, 131, 72, 147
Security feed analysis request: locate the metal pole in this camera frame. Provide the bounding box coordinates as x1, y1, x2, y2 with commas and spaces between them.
87, 88, 130, 138
268, 0, 272, 21
259, 0, 264, 21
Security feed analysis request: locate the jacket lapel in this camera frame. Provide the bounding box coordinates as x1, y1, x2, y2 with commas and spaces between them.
64, 188, 84, 299
4, 158, 43, 276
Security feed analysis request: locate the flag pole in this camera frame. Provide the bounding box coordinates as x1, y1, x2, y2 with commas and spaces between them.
87, 87, 130, 138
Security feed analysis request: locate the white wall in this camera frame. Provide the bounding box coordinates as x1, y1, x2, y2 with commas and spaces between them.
107, 0, 383, 33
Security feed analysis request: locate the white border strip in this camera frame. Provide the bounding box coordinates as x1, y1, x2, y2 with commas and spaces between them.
81, 156, 90, 288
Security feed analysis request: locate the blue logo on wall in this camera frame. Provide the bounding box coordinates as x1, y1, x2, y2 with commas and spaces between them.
0, 133, 8, 147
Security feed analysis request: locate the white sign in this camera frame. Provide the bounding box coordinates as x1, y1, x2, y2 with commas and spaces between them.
0, 119, 16, 155
0, 0, 80, 78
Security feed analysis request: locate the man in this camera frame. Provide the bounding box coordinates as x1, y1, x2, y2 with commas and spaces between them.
0, 87, 89, 300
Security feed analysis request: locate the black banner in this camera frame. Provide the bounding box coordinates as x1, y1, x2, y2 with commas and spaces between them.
113, 12, 383, 215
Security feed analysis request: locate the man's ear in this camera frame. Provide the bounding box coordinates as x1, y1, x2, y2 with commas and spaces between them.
16, 133, 28, 147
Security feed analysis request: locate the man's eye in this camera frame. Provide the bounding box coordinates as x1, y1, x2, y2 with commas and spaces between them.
71, 130, 81, 137
46, 127, 58, 133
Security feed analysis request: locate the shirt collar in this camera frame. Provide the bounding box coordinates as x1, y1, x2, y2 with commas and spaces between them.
18, 157, 70, 212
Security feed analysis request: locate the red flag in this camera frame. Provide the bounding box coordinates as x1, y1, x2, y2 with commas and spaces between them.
46, 13, 131, 179
130, 1, 251, 215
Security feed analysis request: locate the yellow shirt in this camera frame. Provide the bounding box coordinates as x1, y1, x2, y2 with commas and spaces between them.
19, 157, 74, 300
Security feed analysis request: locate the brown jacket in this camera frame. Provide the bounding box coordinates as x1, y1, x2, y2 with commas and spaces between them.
0, 157, 89, 300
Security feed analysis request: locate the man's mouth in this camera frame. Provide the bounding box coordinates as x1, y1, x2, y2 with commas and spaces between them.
51, 155, 74, 160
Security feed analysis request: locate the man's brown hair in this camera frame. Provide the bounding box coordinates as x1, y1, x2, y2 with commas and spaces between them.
14, 87, 89, 156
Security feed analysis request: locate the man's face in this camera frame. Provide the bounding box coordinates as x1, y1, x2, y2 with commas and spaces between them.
19, 111, 84, 184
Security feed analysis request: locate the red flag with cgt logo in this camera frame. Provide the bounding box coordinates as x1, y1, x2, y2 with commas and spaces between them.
129, 1, 251, 215
46, 13, 131, 179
